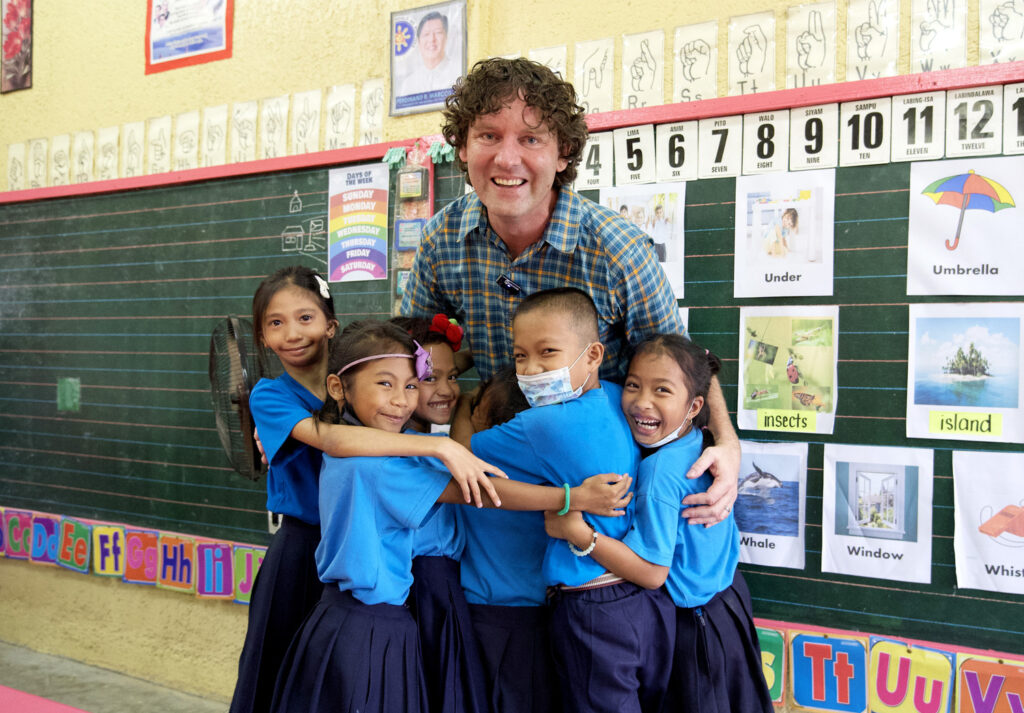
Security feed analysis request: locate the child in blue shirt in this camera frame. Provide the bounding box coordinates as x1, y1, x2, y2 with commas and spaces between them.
464, 288, 675, 713
545, 333, 774, 713
270, 320, 632, 713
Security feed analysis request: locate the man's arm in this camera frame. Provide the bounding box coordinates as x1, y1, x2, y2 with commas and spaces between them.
681, 375, 740, 525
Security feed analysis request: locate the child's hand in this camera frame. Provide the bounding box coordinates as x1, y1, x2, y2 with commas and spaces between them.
571, 473, 633, 517
544, 510, 590, 546
436, 438, 508, 508
253, 428, 268, 466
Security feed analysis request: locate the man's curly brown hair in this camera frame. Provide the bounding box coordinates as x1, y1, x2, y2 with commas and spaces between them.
442, 57, 589, 188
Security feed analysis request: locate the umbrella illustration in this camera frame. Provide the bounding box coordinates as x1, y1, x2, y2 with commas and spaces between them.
921, 169, 1015, 250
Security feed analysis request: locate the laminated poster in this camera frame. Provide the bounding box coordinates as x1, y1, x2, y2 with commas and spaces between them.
201, 105, 228, 168
390, 0, 465, 116
673, 21, 718, 104
823, 444, 934, 584
737, 305, 839, 435
72, 131, 95, 184
325, 84, 356, 150
26, 138, 47, 188
786, 1, 837, 89
846, 0, 900, 80
736, 440, 807, 570
756, 626, 787, 704
121, 122, 145, 178
96, 127, 119, 181
910, 0, 967, 73
147, 116, 172, 175
728, 11, 776, 96
574, 38, 614, 115
6, 142, 24, 191
907, 156, 1024, 296
146, 0, 232, 74
907, 303, 1024, 444
980, 0, 1024, 65
328, 164, 389, 283
173, 110, 199, 171
622, 30, 665, 110
734, 169, 835, 297
50, 134, 70, 186
290, 89, 322, 156
360, 79, 386, 146
956, 654, 1024, 713
230, 101, 257, 163
259, 95, 289, 160
599, 182, 685, 298
952, 450, 1024, 595
867, 637, 955, 713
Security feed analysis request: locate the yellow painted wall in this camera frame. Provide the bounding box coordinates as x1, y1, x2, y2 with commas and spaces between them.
1, 0, 986, 190
0, 557, 246, 701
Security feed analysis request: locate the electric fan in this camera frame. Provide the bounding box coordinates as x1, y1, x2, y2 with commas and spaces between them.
208, 315, 269, 480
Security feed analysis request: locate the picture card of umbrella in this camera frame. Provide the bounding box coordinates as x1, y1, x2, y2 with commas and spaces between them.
737, 305, 839, 435
907, 156, 1024, 296
822, 444, 934, 584
952, 450, 1024, 596
735, 440, 807, 570
907, 303, 1024, 444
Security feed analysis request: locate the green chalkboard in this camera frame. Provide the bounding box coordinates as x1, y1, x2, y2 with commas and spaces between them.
0, 165, 391, 544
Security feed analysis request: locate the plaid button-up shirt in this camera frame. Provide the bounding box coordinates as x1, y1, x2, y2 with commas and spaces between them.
399, 186, 685, 381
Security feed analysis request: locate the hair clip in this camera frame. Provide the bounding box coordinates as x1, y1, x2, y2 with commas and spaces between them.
412, 340, 434, 380
313, 274, 331, 300
429, 313, 464, 352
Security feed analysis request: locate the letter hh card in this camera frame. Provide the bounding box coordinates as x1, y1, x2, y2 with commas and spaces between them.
736, 440, 808, 570
953, 451, 1024, 596
737, 305, 839, 435
907, 303, 1024, 444
733, 170, 835, 298
907, 156, 1024, 296
157, 533, 196, 594
822, 444, 934, 584
790, 631, 868, 712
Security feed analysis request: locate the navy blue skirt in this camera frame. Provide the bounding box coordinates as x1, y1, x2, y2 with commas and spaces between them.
271, 586, 428, 713
664, 571, 774, 713
229, 516, 323, 713
468, 603, 560, 713
409, 556, 488, 713
549, 581, 676, 713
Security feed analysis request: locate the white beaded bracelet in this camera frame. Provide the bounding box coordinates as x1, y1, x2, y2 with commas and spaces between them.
568, 528, 598, 557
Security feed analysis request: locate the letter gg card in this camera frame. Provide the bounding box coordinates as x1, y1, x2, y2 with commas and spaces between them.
123, 528, 159, 585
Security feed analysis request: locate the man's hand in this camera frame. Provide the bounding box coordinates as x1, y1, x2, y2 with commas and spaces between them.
681, 440, 740, 526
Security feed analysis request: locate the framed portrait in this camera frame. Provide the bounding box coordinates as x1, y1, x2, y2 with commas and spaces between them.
145, 0, 234, 75
390, 0, 466, 116
1, 0, 32, 93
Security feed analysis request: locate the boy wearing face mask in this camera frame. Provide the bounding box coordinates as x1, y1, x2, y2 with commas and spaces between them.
453, 287, 674, 713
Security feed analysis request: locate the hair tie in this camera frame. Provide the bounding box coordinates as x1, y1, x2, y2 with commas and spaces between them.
337, 341, 433, 381
429, 313, 464, 352
313, 274, 331, 300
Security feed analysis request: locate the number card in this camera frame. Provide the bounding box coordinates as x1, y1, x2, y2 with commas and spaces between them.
1006, 83, 1024, 155
891, 91, 945, 162
840, 97, 892, 166
613, 124, 656, 185
742, 110, 790, 174
946, 86, 1003, 157
655, 121, 698, 182
576, 132, 614, 189
790, 103, 838, 170
698, 114, 742, 178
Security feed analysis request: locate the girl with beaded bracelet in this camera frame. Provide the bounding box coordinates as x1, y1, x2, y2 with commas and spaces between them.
545, 334, 774, 713
269, 319, 631, 713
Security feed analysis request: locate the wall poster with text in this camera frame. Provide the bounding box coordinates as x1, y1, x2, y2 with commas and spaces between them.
327, 164, 389, 283
146, 0, 233, 74
736, 440, 807, 569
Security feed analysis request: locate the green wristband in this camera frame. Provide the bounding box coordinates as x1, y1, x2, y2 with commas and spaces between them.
557, 483, 571, 516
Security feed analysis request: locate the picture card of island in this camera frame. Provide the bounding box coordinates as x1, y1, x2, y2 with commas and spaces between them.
913, 317, 1020, 409
735, 453, 802, 537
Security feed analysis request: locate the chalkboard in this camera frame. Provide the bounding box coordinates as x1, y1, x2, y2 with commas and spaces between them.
0, 164, 392, 544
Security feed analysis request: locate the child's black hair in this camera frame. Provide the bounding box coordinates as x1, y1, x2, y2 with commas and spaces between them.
629, 333, 721, 432
390, 316, 451, 349
513, 287, 599, 343
317, 319, 416, 425
251, 266, 336, 346
471, 364, 529, 428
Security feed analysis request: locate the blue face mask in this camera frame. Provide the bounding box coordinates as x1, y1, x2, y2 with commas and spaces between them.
516, 344, 593, 408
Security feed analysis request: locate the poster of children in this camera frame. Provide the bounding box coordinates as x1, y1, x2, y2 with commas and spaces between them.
733, 169, 835, 298
907, 156, 1024, 296
953, 450, 1024, 596
735, 440, 807, 570
907, 303, 1024, 444
737, 305, 839, 434
600, 182, 685, 298
823, 444, 934, 584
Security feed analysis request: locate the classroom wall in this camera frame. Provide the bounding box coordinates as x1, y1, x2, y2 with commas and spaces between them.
0, 0, 989, 189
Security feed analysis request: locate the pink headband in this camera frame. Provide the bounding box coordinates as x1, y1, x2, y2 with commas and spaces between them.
336, 341, 433, 381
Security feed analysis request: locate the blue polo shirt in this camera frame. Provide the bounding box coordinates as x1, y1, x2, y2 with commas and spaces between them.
623, 428, 740, 608
249, 373, 324, 525
470, 381, 640, 590
316, 453, 451, 606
